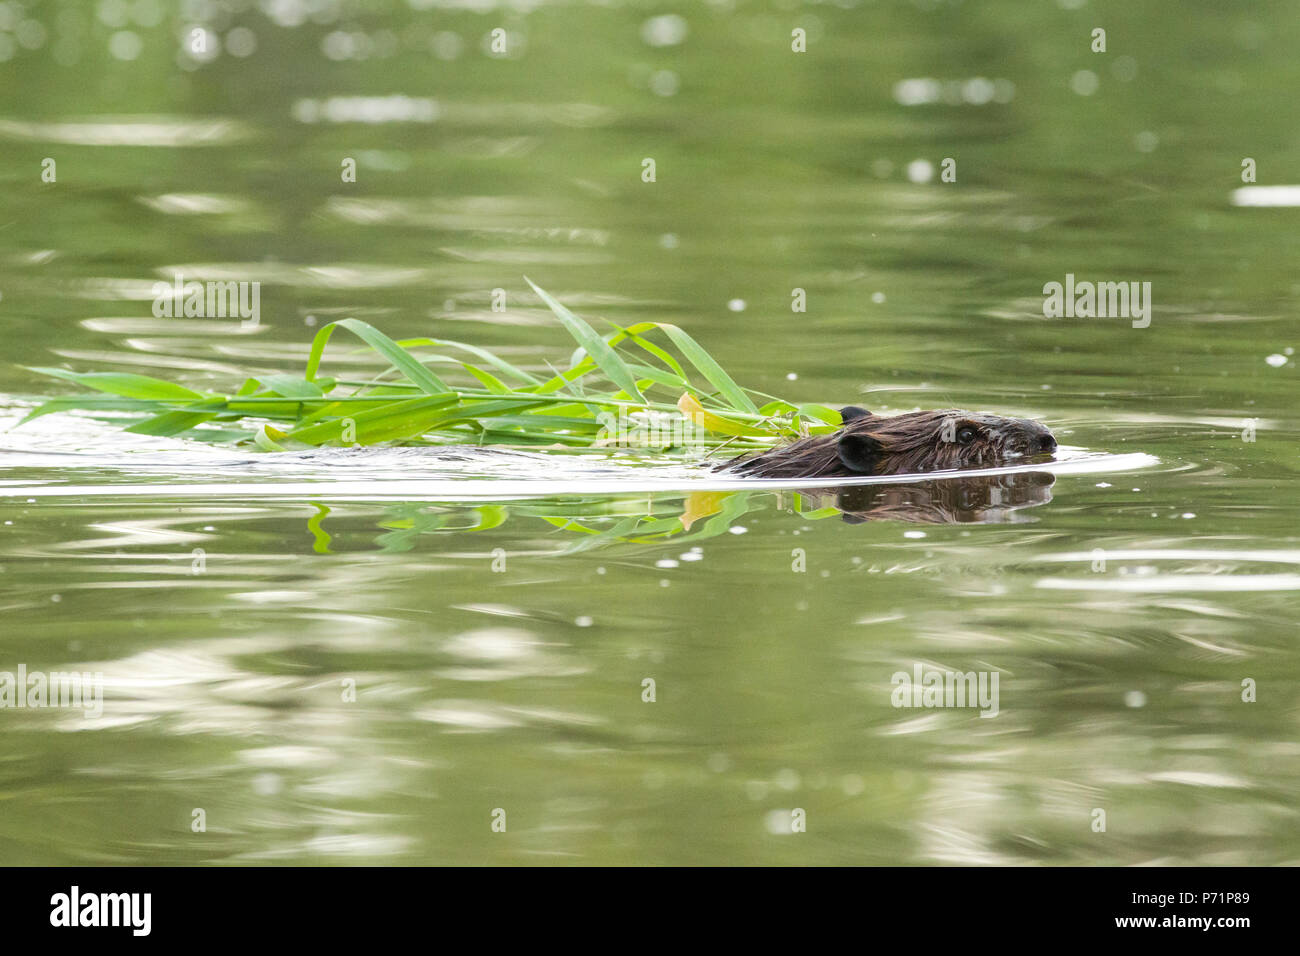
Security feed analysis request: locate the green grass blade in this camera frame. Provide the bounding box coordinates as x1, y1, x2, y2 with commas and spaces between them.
653, 324, 758, 413
459, 363, 511, 394
124, 409, 220, 436
797, 403, 843, 430
608, 323, 690, 384
13, 396, 170, 427
262, 375, 327, 400
285, 394, 460, 445
396, 337, 542, 386
304, 318, 449, 395
28, 367, 205, 401
253, 425, 287, 451
524, 278, 645, 402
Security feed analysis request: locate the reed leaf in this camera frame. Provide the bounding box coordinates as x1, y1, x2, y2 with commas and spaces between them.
304, 318, 449, 395
525, 277, 645, 402
27, 367, 205, 401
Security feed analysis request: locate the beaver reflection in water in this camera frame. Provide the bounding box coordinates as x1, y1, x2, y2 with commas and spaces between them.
801, 471, 1055, 524
721, 406, 1057, 479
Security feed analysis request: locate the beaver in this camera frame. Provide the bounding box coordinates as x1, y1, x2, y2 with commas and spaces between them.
721, 406, 1057, 478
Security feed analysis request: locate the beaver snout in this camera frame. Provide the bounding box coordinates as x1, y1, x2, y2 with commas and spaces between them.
1012, 421, 1057, 457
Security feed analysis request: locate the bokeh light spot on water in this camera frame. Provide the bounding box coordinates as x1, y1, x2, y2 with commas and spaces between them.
906, 159, 935, 183
225, 27, 256, 58
641, 14, 689, 48
108, 30, 142, 61
1135, 131, 1159, 153
1070, 69, 1099, 96
648, 70, 679, 97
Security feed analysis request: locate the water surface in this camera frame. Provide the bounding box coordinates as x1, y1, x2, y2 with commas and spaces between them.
0, 1, 1297, 865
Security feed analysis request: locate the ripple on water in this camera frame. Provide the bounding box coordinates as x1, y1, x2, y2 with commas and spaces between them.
0, 116, 254, 146
136, 194, 254, 215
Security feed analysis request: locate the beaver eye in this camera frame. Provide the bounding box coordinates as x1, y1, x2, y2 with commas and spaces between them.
956, 426, 977, 444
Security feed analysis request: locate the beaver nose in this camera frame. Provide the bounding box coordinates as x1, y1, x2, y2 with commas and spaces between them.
1033, 432, 1057, 454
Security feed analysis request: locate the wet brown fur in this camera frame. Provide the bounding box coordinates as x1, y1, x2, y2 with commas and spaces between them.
721, 408, 1056, 479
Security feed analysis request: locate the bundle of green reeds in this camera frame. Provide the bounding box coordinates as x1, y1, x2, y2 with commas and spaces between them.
20, 280, 840, 453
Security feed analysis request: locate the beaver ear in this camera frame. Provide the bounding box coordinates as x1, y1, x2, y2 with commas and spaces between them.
839, 405, 871, 425
837, 433, 883, 473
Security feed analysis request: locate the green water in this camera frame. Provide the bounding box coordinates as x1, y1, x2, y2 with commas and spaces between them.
0, 1, 1297, 865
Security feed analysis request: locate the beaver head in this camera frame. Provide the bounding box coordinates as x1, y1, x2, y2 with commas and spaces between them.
722, 405, 1057, 479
